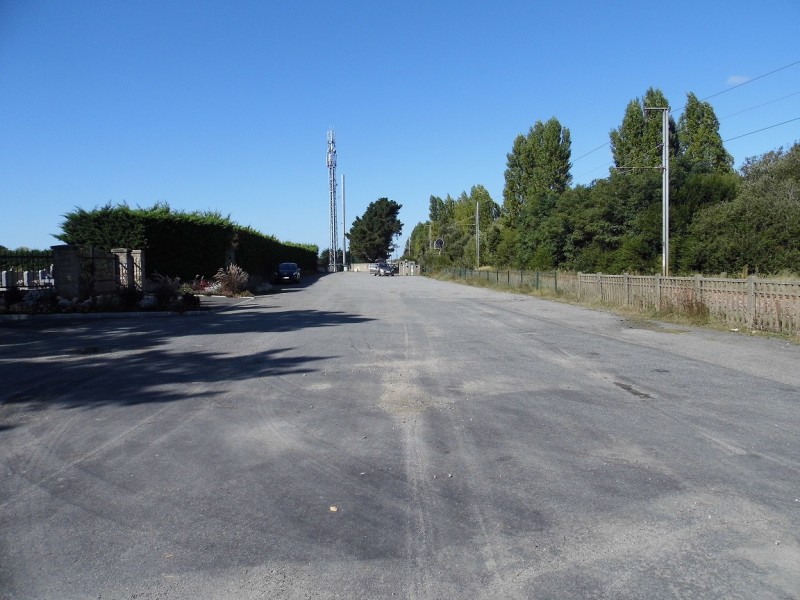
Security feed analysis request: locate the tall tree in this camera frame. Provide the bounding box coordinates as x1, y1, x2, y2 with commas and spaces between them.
502, 117, 572, 223
472, 184, 501, 235
407, 221, 430, 261
610, 87, 678, 170
502, 134, 528, 223
677, 92, 733, 173
529, 118, 573, 197
428, 195, 444, 222
347, 197, 403, 262
446, 185, 501, 267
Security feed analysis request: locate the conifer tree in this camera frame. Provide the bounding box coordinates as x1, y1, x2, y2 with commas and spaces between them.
347, 198, 403, 262
610, 88, 678, 170
502, 117, 571, 222
677, 92, 733, 173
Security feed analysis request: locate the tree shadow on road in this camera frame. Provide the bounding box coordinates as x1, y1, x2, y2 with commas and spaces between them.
0, 306, 374, 422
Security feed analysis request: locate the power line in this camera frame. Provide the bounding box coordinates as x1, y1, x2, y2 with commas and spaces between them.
576, 115, 800, 180
572, 142, 609, 163
723, 117, 800, 142
720, 91, 800, 120
571, 59, 800, 167
701, 59, 800, 102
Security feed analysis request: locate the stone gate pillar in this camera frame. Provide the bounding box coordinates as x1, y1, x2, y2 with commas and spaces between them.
52, 245, 80, 299
112, 248, 134, 289
131, 250, 144, 290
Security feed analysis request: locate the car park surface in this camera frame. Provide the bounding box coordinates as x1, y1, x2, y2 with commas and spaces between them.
1, 273, 799, 599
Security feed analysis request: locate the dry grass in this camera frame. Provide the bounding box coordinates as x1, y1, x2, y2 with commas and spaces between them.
428, 271, 799, 343
213, 264, 250, 296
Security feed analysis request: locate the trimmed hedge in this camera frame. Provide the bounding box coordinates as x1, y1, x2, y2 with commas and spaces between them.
57, 203, 318, 280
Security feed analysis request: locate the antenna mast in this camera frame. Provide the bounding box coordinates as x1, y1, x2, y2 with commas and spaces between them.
327, 129, 339, 272
341, 173, 347, 270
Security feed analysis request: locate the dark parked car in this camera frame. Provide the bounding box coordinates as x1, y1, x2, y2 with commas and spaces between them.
274, 262, 301, 283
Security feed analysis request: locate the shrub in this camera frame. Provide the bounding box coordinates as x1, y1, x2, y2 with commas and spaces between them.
181, 291, 201, 310
118, 287, 144, 309
213, 264, 249, 296
146, 273, 181, 307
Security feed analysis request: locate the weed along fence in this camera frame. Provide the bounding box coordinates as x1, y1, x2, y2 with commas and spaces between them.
442, 268, 800, 337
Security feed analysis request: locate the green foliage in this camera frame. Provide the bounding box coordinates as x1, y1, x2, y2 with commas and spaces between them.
405, 88, 797, 277
671, 170, 739, 270
682, 143, 800, 274
56, 202, 318, 280
0, 248, 54, 273
407, 222, 430, 263
140, 274, 199, 311
415, 186, 500, 268
57, 203, 148, 249
147, 273, 183, 307
677, 93, 733, 174
489, 225, 519, 268
429, 196, 444, 223
517, 194, 557, 268
610, 88, 678, 170
319, 248, 350, 268
348, 197, 403, 262
236, 228, 317, 276
502, 117, 572, 223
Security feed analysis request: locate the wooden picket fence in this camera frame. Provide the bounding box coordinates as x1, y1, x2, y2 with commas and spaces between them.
443, 269, 800, 337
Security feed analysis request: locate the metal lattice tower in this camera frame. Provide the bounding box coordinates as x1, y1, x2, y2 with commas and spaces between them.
327, 130, 339, 272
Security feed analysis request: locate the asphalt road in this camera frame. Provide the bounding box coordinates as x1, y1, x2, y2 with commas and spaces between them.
1, 273, 799, 599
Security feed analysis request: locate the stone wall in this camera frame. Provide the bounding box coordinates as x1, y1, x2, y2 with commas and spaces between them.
52, 246, 144, 299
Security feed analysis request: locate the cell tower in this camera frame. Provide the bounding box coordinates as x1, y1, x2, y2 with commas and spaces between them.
327, 129, 339, 272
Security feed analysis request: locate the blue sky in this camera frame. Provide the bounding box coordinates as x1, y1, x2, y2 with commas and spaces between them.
2, 1, 798, 257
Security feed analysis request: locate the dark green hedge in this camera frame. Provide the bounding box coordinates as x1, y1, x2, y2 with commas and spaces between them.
57, 203, 318, 280
236, 227, 318, 276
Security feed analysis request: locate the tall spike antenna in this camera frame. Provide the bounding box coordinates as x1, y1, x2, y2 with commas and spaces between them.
327, 129, 339, 272
341, 173, 347, 270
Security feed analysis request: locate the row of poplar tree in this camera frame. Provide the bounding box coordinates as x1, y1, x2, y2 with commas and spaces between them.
406, 87, 800, 276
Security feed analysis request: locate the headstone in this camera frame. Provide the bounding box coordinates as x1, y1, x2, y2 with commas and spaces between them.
1, 270, 17, 287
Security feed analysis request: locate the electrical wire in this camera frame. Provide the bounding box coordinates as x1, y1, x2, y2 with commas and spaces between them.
572, 142, 609, 163
723, 117, 800, 142
570, 59, 800, 168
720, 91, 800, 119
701, 60, 800, 102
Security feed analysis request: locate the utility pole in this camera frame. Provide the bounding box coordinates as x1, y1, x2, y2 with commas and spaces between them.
645, 107, 670, 276
476, 200, 480, 268
327, 129, 339, 272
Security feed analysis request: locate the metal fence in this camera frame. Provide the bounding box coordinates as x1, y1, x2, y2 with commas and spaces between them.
78, 247, 120, 295
442, 269, 800, 337
1, 247, 144, 297
0, 250, 54, 288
